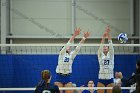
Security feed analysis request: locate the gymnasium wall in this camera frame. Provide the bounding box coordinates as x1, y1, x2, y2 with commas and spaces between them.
10, 0, 132, 43
0, 54, 139, 88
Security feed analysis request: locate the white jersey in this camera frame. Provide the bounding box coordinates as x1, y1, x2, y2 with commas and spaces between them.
114, 78, 122, 86
98, 40, 114, 79
130, 83, 136, 93
130, 73, 136, 93
56, 41, 81, 74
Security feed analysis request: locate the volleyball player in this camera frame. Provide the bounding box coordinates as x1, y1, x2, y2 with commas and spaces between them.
97, 26, 114, 93
117, 59, 140, 93
35, 70, 60, 93
55, 28, 90, 93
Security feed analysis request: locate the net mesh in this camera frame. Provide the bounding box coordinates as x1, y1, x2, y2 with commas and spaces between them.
0, 44, 140, 54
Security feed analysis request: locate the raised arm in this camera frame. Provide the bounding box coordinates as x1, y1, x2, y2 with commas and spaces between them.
60, 28, 80, 54
71, 31, 90, 58
101, 32, 106, 44
79, 31, 90, 44
69, 28, 81, 43
98, 30, 107, 58
106, 26, 114, 68
106, 26, 111, 41
106, 26, 114, 56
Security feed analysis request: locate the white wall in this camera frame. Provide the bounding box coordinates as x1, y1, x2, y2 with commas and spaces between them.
11, 0, 72, 37
76, 0, 131, 37
11, 0, 132, 38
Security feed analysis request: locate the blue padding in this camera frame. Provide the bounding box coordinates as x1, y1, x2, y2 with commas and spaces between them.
11, 55, 58, 87
0, 54, 139, 93
0, 55, 14, 87
71, 54, 99, 86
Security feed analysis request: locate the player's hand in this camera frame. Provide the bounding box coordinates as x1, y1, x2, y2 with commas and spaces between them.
84, 32, 90, 38
103, 26, 110, 38
105, 26, 111, 35
103, 32, 107, 38
106, 26, 111, 33
74, 28, 81, 36
103, 31, 108, 38
118, 72, 123, 79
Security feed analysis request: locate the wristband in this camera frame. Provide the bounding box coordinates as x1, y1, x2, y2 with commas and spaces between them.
83, 37, 86, 40
108, 40, 112, 44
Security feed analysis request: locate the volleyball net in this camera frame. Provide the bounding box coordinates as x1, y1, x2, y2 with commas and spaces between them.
0, 44, 139, 93
0, 43, 140, 54
0, 87, 136, 92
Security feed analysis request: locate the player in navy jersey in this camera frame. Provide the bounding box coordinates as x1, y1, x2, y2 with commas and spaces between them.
97, 26, 114, 93
35, 70, 60, 93
55, 28, 90, 93
117, 59, 140, 93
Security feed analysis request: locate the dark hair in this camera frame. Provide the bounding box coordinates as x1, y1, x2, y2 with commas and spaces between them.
137, 59, 140, 67
41, 70, 51, 81
136, 59, 140, 73
112, 85, 122, 93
